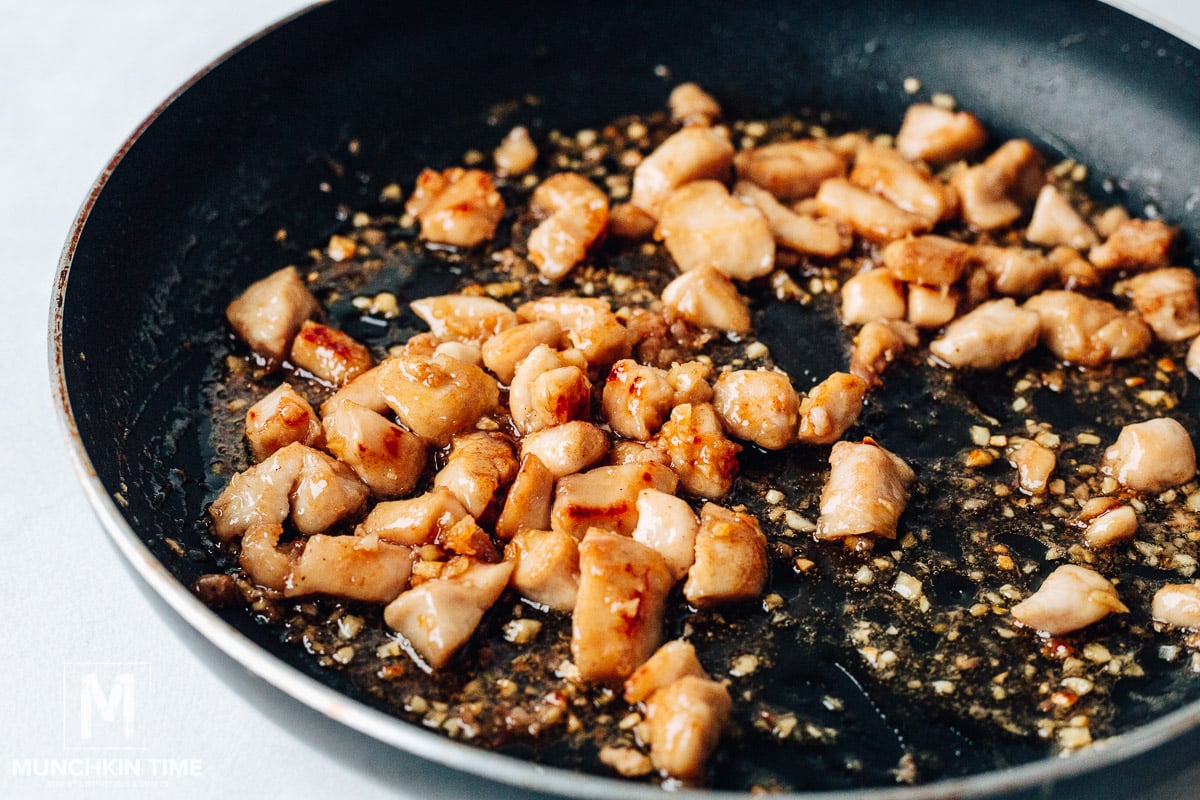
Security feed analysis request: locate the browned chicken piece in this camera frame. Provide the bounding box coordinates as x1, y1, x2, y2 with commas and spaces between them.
849, 142, 958, 224
929, 298, 1040, 369
653, 403, 742, 499
357, 487, 469, 546
1008, 440, 1056, 495
376, 352, 500, 446
572, 528, 674, 682
644, 676, 732, 784
225, 266, 321, 363
480, 319, 565, 384
732, 181, 851, 258
894, 103, 988, 164
712, 369, 799, 450
1100, 417, 1197, 492
631, 126, 734, 218
551, 461, 678, 539
286, 532, 413, 603
840, 268, 906, 325
882, 235, 974, 286
433, 432, 519, 519
1024, 290, 1152, 367
495, 454, 554, 540
660, 265, 752, 334
1048, 245, 1102, 291
1152, 584, 1200, 629
238, 522, 294, 591
384, 560, 514, 669
409, 294, 518, 344
436, 515, 501, 562
508, 344, 592, 435
733, 140, 846, 201
405, 167, 505, 248
290, 321, 373, 387
974, 245, 1056, 296
322, 399, 427, 497
504, 528, 580, 612
320, 363, 391, 416
493, 125, 538, 176
684, 503, 768, 607
952, 139, 1045, 230
528, 172, 611, 281
1082, 505, 1138, 549
816, 439, 915, 540
1089, 218, 1177, 273
815, 178, 931, 243
667, 361, 715, 406
796, 372, 867, 445
517, 296, 634, 368
656, 180, 775, 280
1094, 205, 1131, 238
907, 284, 959, 329
1122, 267, 1200, 342
849, 319, 917, 386
631, 489, 699, 582
669, 83, 721, 126
609, 440, 674, 469
395, 331, 441, 358
624, 640, 707, 703
1010, 565, 1128, 635
603, 359, 676, 440
609, 202, 657, 240
1025, 185, 1099, 250
519, 421, 610, 478
244, 382, 323, 461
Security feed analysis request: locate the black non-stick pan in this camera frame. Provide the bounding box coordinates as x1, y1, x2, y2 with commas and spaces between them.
51, 1, 1200, 797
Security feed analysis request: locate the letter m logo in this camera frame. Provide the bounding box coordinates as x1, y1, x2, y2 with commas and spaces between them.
63, 662, 150, 750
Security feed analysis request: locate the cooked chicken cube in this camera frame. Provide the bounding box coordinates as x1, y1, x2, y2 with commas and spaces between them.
493, 125, 538, 176
733, 181, 851, 258
376, 352, 499, 446
395, 331, 441, 358
653, 403, 742, 499
225, 265, 320, 362
1024, 290, 1152, 367
322, 399, 427, 497
1025, 185, 1099, 249
894, 103, 988, 164
850, 319, 917, 386
974, 245, 1056, 296
358, 488, 468, 548
603, 359, 676, 441
840, 268, 907, 325
1008, 440, 1056, 495
552, 461, 678, 538
480, 319, 564, 384
520, 421, 610, 478
631, 489, 699, 582
384, 560, 514, 669
409, 294, 518, 344
712, 369, 799, 451
238, 522, 294, 591
433, 432, 519, 519
1048, 245, 1102, 291
1122, 267, 1200, 342
517, 296, 633, 368
796, 372, 867, 445
245, 383, 323, 461
660, 265, 752, 334
286, 533, 413, 603
1100, 417, 1196, 493
1089, 218, 1177, 273
644, 676, 732, 784
504, 528, 580, 612
631, 126, 734, 218
684, 503, 768, 607
929, 298, 1040, 370
432, 340, 481, 366
815, 178, 931, 243
435, 515, 501, 562
508, 344, 592, 435
405, 167, 505, 248
623, 640, 707, 703
609, 202, 657, 240
733, 140, 846, 201
816, 439, 915, 540
667, 361, 714, 406
907, 284, 959, 329
528, 172, 610, 281
1152, 584, 1200, 629
320, 363, 391, 416
495, 453, 555, 540
882, 235, 973, 287
1082, 505, 1138, 550
572, 529, 674, 682
849, 143, 958, 224
952, 139, 1044, 230
669, 83, 721, 126
290, 321, 373, 387
609, 440, 674, 469
1010, 564, 1128, 635
657, 180, 775, 280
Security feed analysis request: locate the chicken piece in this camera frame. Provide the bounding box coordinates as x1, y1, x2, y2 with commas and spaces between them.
631, 126, 734, 218
1094, 206, 1131, 239
840, 268, 907, 325
929, 298, 1040, 370
528, 172, 611, 281
405, 167, 505, 248
395, 331, 441, 358
225, 266, 320, 362
322, 399, 427, 497
974, 245, 1056, 296
409, 294, 517, 344
1049, 245, 1102, 291
684, 503, 768, 607
1008, 440, 1056, 495
434, 432, 519, 519
952, 139, 1045, 230
1152, 584, 1200, 629
244, 383, 323, 461
850, 319, 917, 386
286, 533, 413, 603
1100, 418, 1197, 493
1089, 218, 1177, 273
711, 370, 799, 451
239, 523, 294, 591
603, 359, 676, 441
667, 361, 714, 406
1122, 268, 1200, 342
504, 528, 579, 612
609, 440, 674, 469
609, 202, 657, 240
520, 421, 610, 478
1010, 565, 1128, 635
733, 140, 846, 201
552, 461, 678, 539
494, 125, 538, 176
495, 453, 555, 540
435, 515, 501, 562
894, 103, 988, 164
1082, 505, 1138, 550
907, 284, 959, 329
624, 640, 707, 703
733, 181, 851, 258
376, 352, 499, 446
816, 439, 915, 540
358, 487, 470, 547
631, 489, 699, 582
508, 344, 592, 435
517, 296, 633, 368
1024, 290, 1152, 367
656, 180, 775, 280
384, 560, 514, 668
572, 529, 674, 682
796, 372, 867, 445
432, 340, 481, 366
1025, 185, 1099, 250
660, 265, 752, 334
644, 676, 732, 784
653, 403, 742, 499
669, 83, 721, 126
320, 363, 390, 416
480, 319, 564, 385
290, 321, 373, 387
849, 142, 958, 224
881, 235, 974, 287
815, 178, 931, 243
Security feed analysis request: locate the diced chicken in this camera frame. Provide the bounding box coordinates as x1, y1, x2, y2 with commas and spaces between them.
286, 533, 413, 603
849, 143, 958, 224
609, 202, 657, 239
1089, 218, 1177, 273
609, 440, 674, 468
712, 369, 799, 450
225, 266, 320, 362
517, 296, 633, 368
1100, 418, 1197, 493
1008, 440, 1056, 495
631, 489, 699, 582
384, 560, 514, 669
527, 172, 611, 281
322, 399, 426, 497
816, 439, 915, 540
405, 167, 505, 248
623, 640, 707, 703
733, 140, 846, 201
669, 83, 721, 126
410, 294, 517, 344
907, 284, 959, 329
320, 363, 391, 416
644, 676, 732, 784
631, 126, 734, 218
840, 268, 906, 325
494, 125, 538, 176
504, 528, 580, 612
815, 178, 931, 243
929, 298, 1040, 369
494, 453, 555, 540
667, 361, 714, 406
238, 523, 294, 591
1049, 245, 1102, 291
520, 421, 610, 478
1024, 291, 1152, 367
1025, 185, 1099, 250
572, 529, 674, 682
653, 403, 742, 499
480, 319, 564, 385
552, 462, 678, 538
1082, 505, 1138, 549
894, 103, 988, 164
850, 319, 917, 386
660, 265, 752, 334
796, 372, 867, 445
358, 487, 469, 546
882, 235, 974, 287
974, 245, 1056, 296
1122, 267, 1200, 342
432, 340, 481, 365
1152, 584, 1200, 629
244, 383, 323, 461
436, 515, 501, 562
1094, 206, 1131, 239
684, 503, 768, 607
433, 432, 519, 519
1010, 564, 1128, 635
290, 321, 373, 387
603, 359, 676, 441
508, 344, 592, 435
376, 352, 500, 446
952, 139, 1044, 230
733, 181, 851, 258
656, 180, 775, 280
396, 331, 441, 358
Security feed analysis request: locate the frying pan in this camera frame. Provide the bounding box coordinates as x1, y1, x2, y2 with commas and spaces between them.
50, 0, 1200, 797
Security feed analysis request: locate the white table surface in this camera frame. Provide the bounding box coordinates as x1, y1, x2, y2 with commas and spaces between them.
4, 1, 1200, 798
